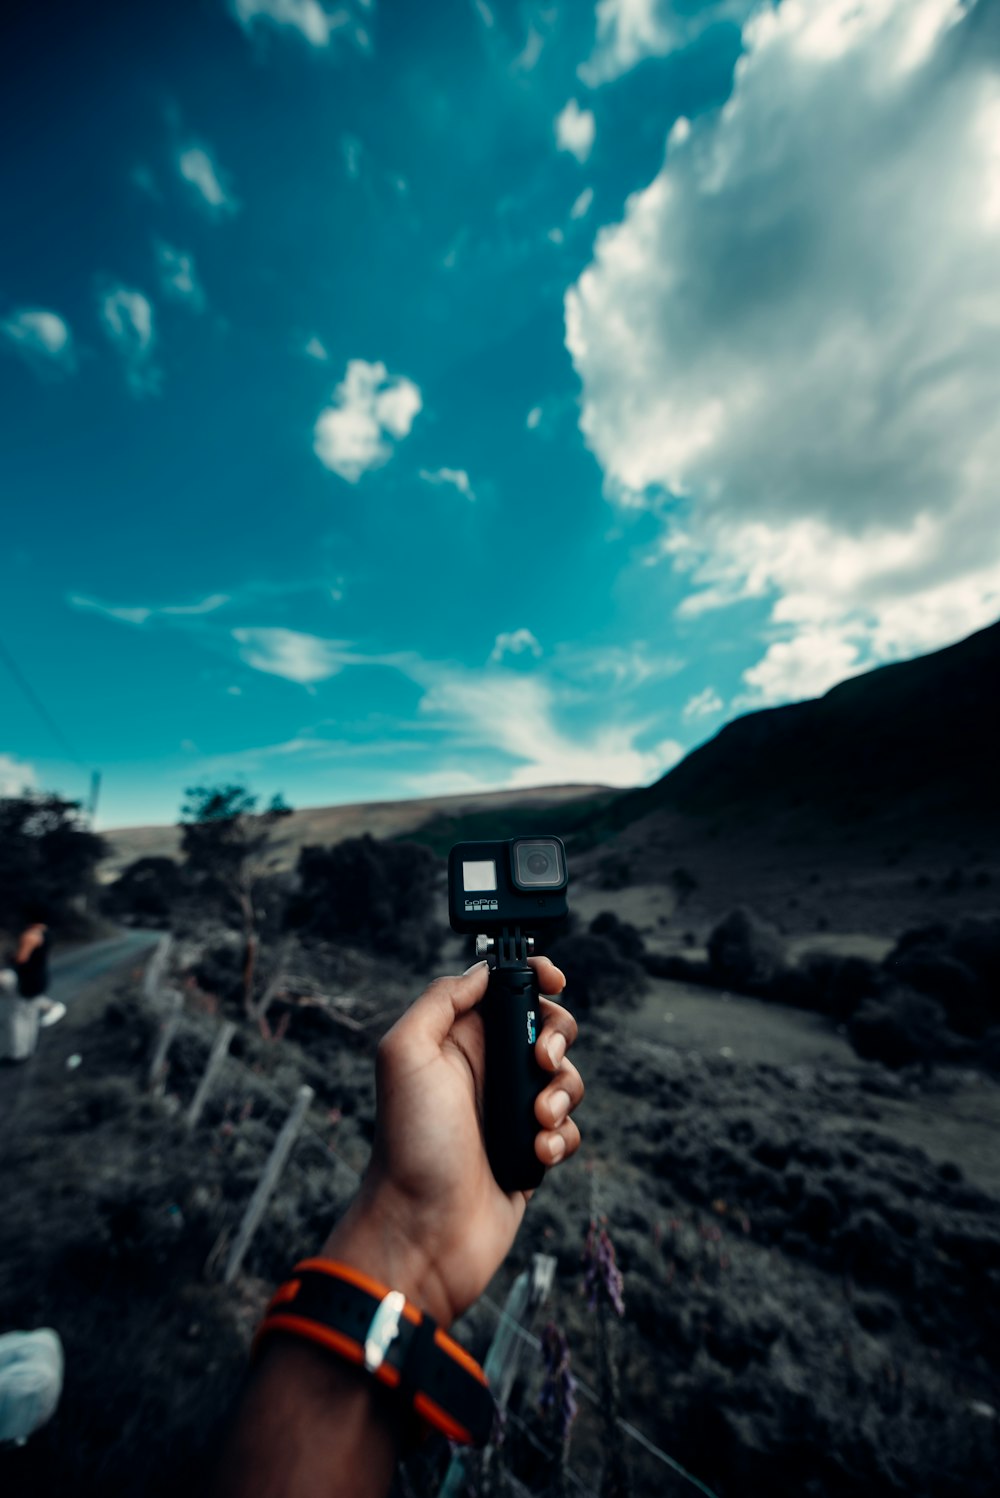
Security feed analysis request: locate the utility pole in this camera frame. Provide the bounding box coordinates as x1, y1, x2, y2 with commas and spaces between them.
86, 770, 101, 823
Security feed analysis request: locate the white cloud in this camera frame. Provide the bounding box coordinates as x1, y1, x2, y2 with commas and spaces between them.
420, 467, 476, 501
69, 593, 228, 626
578, 0, 750, 86
567, 0, 1000, 703
472, 0, 495, 27
1, 308, 75, 373
526, 405, 542, 430
570, 186, 594, 220
97, 286, 160, 395
548, 226, 565, 245
490, 628, 542, 663
303, 334, 329, 361
314, 359, 422, 482
555, 100, 596, 163
178, 146, 239, 215
0, 753, 38, 796
683, 685, 724, 721
155, 242, 204, 309
418, 668, 683, 789
341, 134, 363, 180
232, 627, 351, 684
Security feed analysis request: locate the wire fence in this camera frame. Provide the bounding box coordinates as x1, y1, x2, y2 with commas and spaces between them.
143, 941, 719, 1498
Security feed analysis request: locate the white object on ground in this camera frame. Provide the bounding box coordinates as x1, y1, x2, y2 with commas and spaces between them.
0, 1329, 64, 1444
38, 1000, 66, 1029
66, 1054, 83, 1071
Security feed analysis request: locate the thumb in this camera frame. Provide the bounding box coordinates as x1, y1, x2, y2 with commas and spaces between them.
401, 961, 491, 1049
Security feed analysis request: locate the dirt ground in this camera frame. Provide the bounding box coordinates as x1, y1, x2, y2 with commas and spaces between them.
2, 901, 999, 1497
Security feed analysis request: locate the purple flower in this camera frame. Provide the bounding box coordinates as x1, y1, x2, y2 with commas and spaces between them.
583, 1217, 625, 1318
539, 1321, 578, 1440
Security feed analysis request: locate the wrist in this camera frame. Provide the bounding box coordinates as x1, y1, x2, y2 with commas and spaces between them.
321, 1188, 455, 1330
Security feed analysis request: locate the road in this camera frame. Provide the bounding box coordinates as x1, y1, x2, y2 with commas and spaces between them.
49, 927, 162, 1006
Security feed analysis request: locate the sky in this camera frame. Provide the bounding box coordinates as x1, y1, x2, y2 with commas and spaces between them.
2, 0, 999, 829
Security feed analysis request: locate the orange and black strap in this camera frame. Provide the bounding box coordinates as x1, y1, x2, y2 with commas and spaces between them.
254, 1259, 495, 1447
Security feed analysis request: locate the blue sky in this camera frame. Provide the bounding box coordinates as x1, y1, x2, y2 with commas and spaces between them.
3, 0, 999, 828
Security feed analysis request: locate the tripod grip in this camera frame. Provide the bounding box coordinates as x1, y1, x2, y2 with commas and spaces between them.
482, 963, 547, 1192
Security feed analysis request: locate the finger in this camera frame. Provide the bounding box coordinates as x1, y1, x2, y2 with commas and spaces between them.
535, 1115, 581, 1167
529, 954, 566, 996
534, 1058, 584, 1129
535, 997, 579, 1071
391, 961, 491, 1050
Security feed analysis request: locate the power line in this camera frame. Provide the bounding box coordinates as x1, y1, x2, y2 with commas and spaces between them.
0, 632, 87, 769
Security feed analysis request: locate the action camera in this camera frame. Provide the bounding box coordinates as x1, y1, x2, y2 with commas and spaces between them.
448, 836, 569, 935
448, 837, 570, 1193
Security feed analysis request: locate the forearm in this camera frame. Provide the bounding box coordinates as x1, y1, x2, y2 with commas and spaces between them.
212, 1196, 451, 1498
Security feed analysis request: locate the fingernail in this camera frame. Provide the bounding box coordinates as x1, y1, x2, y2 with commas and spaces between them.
550, 1090, 571, 1126
547, 1033, 567, 1067
462, 960, 488, 975
548, 1134, 566, 1162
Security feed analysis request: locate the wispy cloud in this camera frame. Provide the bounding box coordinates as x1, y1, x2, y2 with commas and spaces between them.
314, 359, 422, 482
178, 145, 239, 215
419, 466, 476, 501
570, 186, 593, 220
555, 100, 595, 163
155, 241, 205, 310
69, 593, 229, 626
682, 686, 723, 721
303, 334, 329, 361
1, 307, 75, 375
97, 285, 160, 396
232, 627, 353, 684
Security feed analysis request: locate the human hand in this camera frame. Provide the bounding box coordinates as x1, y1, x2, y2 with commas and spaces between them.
322, 957, 583, 1328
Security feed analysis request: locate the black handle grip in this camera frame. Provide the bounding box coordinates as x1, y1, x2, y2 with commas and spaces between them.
482, 962, 547, 1192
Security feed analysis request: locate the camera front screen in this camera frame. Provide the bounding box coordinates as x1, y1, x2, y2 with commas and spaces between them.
512, 839, 566, 889
463, 860, 497, 891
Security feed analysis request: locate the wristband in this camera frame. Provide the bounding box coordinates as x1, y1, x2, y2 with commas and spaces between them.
253, 1259, 495, 1447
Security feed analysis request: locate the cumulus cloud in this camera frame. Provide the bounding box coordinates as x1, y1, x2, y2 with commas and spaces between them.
0, 753, 38, 796
419, 466, 476, 501
314, 359, 422, 481
178, 146, 239, 215
155, 242, 204, 309
1, 308, 75, 374
231, 0, 372, 50
98, 286, 160, 395
555, 100, 595, 162
232, 627, 351, 684
490, 628, 542, 662
683, 685, 724, 721
567, 0, 1000, 702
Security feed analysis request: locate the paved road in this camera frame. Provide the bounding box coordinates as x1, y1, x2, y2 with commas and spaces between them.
49, 928, 162, 1005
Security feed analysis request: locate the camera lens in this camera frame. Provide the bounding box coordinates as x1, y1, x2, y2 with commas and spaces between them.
513, 839, 566, 889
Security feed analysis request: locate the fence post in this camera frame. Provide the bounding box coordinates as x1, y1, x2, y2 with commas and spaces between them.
438, 1253, 557, 1498
223, 1084, 314, 1285
142, 934, 173, 1005
185, 1020, 236, 1129
148, 988, 184, 1095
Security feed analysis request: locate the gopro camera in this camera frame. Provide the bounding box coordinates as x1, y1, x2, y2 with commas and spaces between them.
448, 836, 569, 934
448, 837, 570, 1193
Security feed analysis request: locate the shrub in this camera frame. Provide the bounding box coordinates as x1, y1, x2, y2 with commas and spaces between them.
847, 987, 950, 1069
103, 856, 187, 926
545, 933, 647, 1012
707, 907, 787, 993
288, 835, 443, 970
589, 911, 646, 962
799, 953, 884, 1021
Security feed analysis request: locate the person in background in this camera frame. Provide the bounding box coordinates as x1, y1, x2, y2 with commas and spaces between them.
213, 955, 583, 1498
0, 911, 64, 1062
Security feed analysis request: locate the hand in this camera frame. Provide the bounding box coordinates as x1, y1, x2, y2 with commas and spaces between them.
322, 957, 583, 1328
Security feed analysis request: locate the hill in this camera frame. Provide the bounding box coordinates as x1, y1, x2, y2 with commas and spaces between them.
99, 782, 612, 880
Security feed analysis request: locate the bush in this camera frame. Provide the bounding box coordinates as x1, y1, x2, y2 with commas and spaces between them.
589, 910, 646, 961
799, 953, 884, 1021
884, 917, 1000, 1037
596, 854, 632, 891
288, 835, 444, 969
707, 907, 787, 993
847, 987, 951, 1068
545, 932, 647, 1012
103, 856, 187, 926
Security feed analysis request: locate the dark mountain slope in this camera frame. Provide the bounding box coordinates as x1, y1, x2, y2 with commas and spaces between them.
600, 617, 1000, 846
